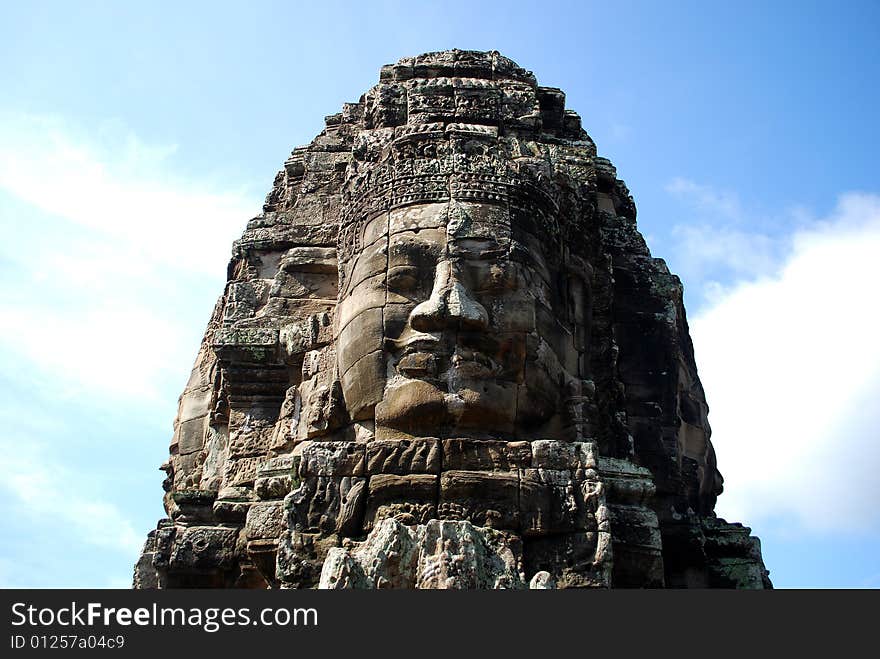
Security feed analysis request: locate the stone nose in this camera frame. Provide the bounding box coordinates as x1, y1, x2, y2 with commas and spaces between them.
409, 260, 489, 332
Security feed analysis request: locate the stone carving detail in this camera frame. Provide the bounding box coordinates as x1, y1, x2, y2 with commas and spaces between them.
134, 50, 770, 589
319, 518, 527, 589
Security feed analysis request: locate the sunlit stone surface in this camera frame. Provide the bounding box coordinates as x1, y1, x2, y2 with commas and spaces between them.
134, 50, 770, 589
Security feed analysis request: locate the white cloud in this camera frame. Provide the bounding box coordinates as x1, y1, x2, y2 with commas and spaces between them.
0, 112, 261, 402
670, 223, 782, 299
860, 572, 880, 588
0, 114, 263, 582
608, 122, 632, 143
691, 192, 880, 533
666, 176, 743, 221
1, 437, 144, 557
664, 177, 794, 305
0, 112, 257, 276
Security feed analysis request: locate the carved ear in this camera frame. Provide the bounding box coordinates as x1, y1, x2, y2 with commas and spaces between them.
340, 349, 385, 422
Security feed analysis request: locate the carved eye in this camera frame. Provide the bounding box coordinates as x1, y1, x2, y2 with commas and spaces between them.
387, 265, 421, 291
492, 263, 516, 289
477, 263, 516, 292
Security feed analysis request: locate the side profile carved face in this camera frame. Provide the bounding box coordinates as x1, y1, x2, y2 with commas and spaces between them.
336, 199, 587, 439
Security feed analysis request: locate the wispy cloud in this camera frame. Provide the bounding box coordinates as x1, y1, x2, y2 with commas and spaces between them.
664, 177, 803, 306
670, 223, 782, 299
3, 441, 143, 556
666, 176, 744, 221
0, 113, 262, 585
0, 112, 257, 276
0, 112, 260, 402
690, 192, 880, 533
860, 572, 880, 588
607, 122, 632, 143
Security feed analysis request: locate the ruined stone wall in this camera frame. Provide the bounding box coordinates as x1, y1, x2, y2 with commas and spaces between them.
134, 50, 770, 589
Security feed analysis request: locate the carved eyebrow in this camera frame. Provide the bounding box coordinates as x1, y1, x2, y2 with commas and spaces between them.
448, 238, 505, 259
389, 235, 434, 254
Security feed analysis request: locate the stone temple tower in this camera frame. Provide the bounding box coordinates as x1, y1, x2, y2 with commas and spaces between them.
134, 50, 770, 589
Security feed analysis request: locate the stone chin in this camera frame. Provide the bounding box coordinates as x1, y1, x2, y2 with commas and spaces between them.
375, 373, 519, 437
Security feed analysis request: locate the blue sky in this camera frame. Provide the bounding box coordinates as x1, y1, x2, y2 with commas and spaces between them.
1, 1, 878, 588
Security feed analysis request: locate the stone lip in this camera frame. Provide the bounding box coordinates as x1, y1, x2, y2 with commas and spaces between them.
133, 49, 771, 590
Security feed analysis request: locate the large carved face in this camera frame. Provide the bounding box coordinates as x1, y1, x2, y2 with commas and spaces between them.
337, 200, 586, 439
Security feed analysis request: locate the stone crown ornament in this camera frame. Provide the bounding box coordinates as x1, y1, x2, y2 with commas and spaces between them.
134, 50, 771, 589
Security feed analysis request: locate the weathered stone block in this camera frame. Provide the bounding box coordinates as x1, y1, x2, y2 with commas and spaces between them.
245, 500, 285, 540
280, 246, 337, 273
221, 456, 263, 488
228, 414, 276, 459
289, 475, 367, 536
169, 526, 239, 571
531, 440, 597, 471
364, 474, 438, 531
442, 439, 531, 471
339, 351, 385, 421
210, 485, 253, 521
255, 456, 298, 500
523, 531, 611, 589
367, 438, 440, 474
438, 470, 519, 530
598, 457, 656, 506
298, 441, 366, 477
277, 529, 341, 589
254, 474, 294, 500
177, 384, 214, 425
319, 518, 526, 589
337, 307, 384, 369
176, 417, 206, 455
607, 505, 662, 549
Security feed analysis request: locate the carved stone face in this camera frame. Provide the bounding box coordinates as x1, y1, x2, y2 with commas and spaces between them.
337, 199, 585, 439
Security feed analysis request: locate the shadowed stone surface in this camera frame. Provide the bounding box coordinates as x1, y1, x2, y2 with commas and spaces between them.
134, 49, 770, 589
